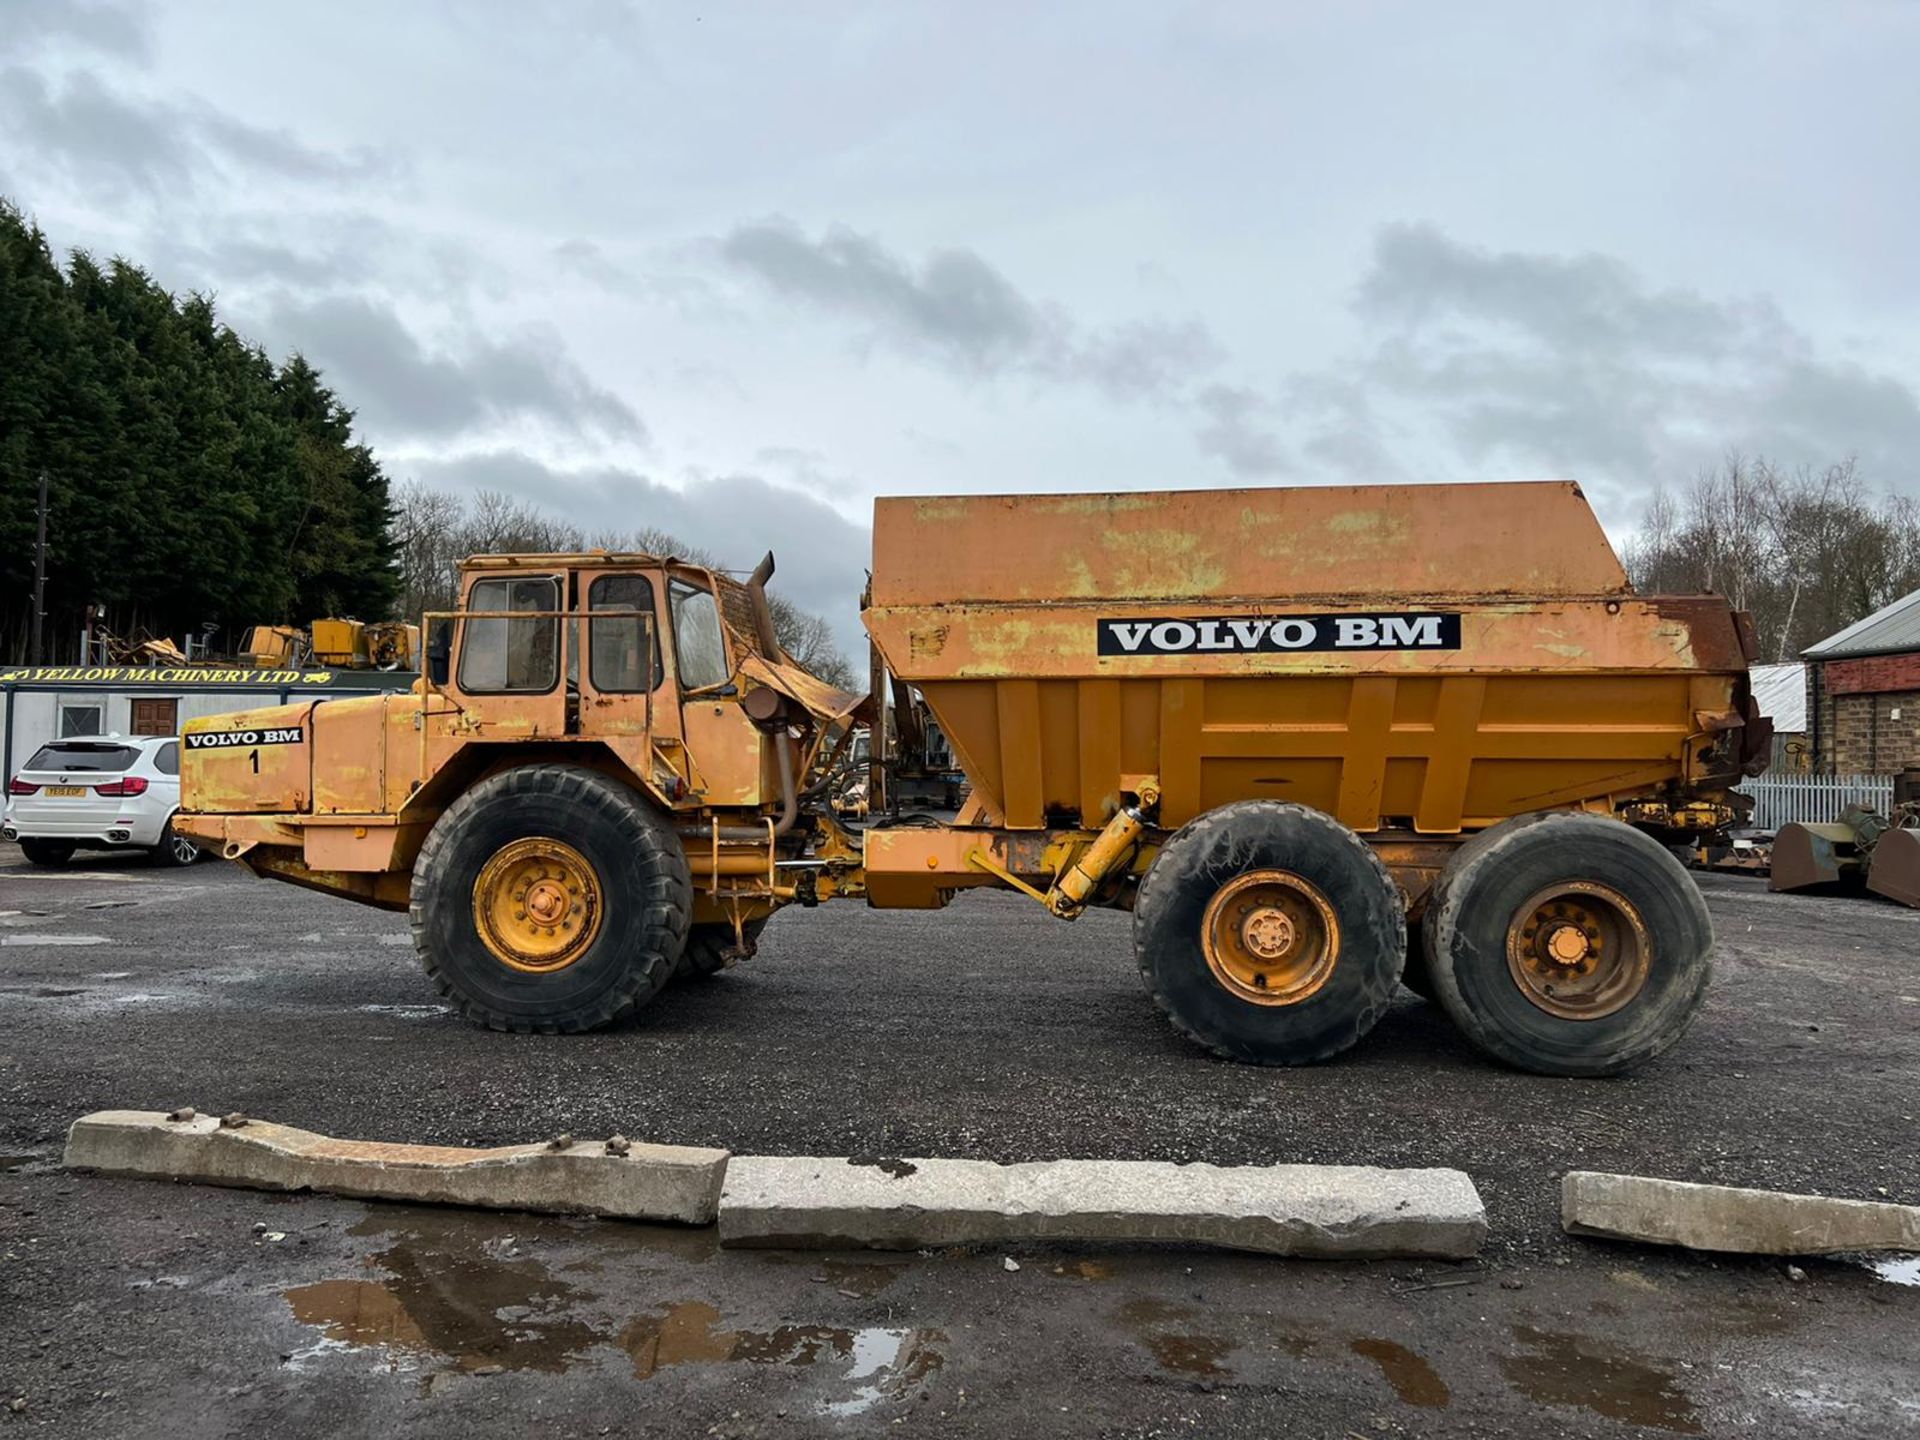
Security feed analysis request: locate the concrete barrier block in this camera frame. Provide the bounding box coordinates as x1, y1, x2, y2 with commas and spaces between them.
64, 1110, 727, 1224
1562, 1171, 1920, 1255
718, 1156, 1486, 1258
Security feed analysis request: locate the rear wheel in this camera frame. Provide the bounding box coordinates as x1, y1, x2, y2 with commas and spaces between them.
677, 916, 770, 980
151, 818, 199, 868
1133, 801, 1405, 1065
1423, 811, 1712, 1076
410, 765, 691, 1033
19, 839, 74, 868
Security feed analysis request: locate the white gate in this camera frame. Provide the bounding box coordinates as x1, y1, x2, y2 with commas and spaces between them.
1737, 773, 1895, 830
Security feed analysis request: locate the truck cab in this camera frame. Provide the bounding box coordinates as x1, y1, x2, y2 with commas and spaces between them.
176, 552, 863, 921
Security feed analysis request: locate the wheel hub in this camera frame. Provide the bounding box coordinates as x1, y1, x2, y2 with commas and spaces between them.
1201, 870, 1340, 1007
473, 837, 603, 973
1241, 906, 1296, 960
1506, 882, 1649, 1020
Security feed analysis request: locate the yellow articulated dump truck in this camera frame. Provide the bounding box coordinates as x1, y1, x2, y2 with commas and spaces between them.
176, 482, 1767, 1076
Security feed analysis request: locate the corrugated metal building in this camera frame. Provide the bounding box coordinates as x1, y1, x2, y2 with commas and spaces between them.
1747, 661, 1809, 771
1803, 588, 1920, 775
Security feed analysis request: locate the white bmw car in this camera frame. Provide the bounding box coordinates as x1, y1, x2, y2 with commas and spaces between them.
3, 735, 199, 867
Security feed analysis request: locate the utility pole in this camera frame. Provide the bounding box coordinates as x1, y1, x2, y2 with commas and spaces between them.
30, 470, 48, 666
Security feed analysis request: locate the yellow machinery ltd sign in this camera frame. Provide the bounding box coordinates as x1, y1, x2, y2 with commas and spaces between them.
0, 666, 339, 686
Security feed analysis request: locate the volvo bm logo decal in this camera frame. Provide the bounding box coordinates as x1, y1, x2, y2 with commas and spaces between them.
1097, 613, 1461, 656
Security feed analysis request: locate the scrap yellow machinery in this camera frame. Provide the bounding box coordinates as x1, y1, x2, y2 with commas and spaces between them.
241, 620, 420, 671
176, 482, 1768, 1075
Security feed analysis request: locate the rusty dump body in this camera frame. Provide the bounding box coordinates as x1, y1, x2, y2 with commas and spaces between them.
858, 482, 1762, 906
176, 479, 1764, 1069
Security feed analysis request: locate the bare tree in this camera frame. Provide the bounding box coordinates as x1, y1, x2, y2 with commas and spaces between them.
1625, 454, 1919, 659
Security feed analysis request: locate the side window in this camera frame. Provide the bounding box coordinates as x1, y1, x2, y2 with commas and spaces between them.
458, 576, 561, 693
155, 742, 180, 776
669, 579, 731, 690
588, 575, 661, 692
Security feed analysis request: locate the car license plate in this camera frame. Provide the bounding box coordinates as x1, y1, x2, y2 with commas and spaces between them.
46, 786, 87, 797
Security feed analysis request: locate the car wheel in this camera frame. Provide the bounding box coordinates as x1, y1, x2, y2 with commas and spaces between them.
19, 838, 75, 868
151, 818, 200, 868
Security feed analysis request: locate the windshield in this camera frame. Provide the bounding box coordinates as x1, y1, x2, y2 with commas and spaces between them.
669, 579, 731, 690
25, 742, 139, 773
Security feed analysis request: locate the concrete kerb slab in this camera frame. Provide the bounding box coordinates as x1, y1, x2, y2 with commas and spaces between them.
1563, 1170, 1920, 1256
718, 1156, 1488, 1259
62, 1112, 1488, 1259
63, 1110, 728, 1224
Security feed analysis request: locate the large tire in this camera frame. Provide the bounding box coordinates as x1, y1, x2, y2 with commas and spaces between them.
409, 765, 691, 1033
1423, 811, 1712, 1077
1133, 801, 1405, 1065
19, 838, 74, 868
676, 916, 770, 980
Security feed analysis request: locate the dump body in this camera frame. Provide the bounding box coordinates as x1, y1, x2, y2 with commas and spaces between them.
864, 483, 1758, 839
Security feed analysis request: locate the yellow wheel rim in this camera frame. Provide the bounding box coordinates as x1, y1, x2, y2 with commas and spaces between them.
1200, 869, 1340, 1006
1504, 881, 1650, 1020
472, 837, 604, 973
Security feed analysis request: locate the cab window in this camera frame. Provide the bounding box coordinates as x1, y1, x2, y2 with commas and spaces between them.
670, 579, 730, 690
588, 575, 661, 692
459, 576, 560, 693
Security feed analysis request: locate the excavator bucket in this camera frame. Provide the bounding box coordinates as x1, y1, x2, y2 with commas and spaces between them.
1866, 825, 1920, 909
1768, 822, 1859, 893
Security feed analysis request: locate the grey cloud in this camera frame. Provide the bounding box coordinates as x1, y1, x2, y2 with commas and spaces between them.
0, 0, 151, 63
717, 218, 1221, 401
260, 295, 646, 446
0, 67, 392, 203
1281, 224, 1920, 497
1193, 385, 1291, 477
404, 450, 869, 658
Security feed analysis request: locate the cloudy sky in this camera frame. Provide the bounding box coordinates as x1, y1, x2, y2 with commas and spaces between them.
4, 1, 1918, 654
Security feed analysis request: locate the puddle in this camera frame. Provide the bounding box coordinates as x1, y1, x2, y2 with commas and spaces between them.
1351, 1337, 1450, 1408
1500, 1326, 1701, 1434
1050, 1259, 1115, 1281
1115, 1297, 1235, 1379
1868, 1256, 1920, 1287
285, 1231, 601, 1374
620, 1298, 944, 1413
816, 1258, 905, 1297
2, 933, 110, 946
1145, 1332, 1233, 1377
284, 1210, 939, 1414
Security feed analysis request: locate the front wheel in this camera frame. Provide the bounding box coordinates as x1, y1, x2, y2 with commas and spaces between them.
1133, 801, 1405, 1065
410, 765, 692, 1033
1423, 811, 1712, 1076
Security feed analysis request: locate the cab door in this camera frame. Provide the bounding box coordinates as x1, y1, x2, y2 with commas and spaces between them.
441, 571, 568, 740
667, 571, 770, 808
575, 568, 662, 741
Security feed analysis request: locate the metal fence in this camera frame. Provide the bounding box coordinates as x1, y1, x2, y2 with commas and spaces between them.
1737, 773, 1895, 830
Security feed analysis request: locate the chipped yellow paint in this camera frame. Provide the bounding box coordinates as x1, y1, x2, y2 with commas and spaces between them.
912, 496, 970, 523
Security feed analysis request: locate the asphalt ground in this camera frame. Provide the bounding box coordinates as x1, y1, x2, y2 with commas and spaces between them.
0, 842, 1916, 1437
